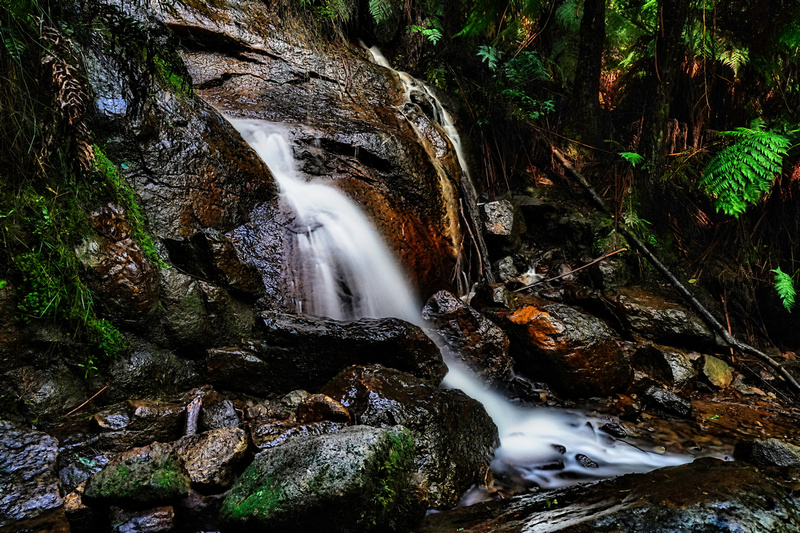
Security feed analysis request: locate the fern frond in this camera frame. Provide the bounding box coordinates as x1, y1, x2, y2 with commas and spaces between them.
700, 126, 790, 217
773, 268, 796, 312
368, 0, 393, 25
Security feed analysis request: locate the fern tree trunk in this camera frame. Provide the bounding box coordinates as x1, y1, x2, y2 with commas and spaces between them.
635, 0, 690, 220
567, 0, 605, 146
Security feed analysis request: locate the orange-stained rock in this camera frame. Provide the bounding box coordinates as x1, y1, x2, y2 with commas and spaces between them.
489, 303, 631, 398
295, 394, 351, 424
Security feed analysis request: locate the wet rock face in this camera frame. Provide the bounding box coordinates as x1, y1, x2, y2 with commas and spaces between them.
84, 442, 191, 505
321, 364, 499, 508
204, 311, 445, 395
105, 338, 202, 402
79, 204, 160, 322
159, 268, 256, 354
220, 425, 422, 532
418, 458, 800, 532
80, 10, 277, 241
489, 303, 631, 398
91, 399, 186, 453
633, 344, 697, 390
110, 506, 175, 533
735, 438, 800, 468
422, 290, 513, 386
173, 427, 249, 489
614, 287, 721, 348
0, 422, 68, 531
482, 198, 526, 254
154, 0, 462, 296
642, 386, 693, 419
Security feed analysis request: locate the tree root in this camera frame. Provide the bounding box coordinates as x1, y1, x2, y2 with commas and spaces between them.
552, 147, 800, 397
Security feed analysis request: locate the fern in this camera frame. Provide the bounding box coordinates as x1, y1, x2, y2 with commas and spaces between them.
620, 151, 644, 167
700, 125, 791, 217
773, 267, 796, 312
368, 0, 393, 25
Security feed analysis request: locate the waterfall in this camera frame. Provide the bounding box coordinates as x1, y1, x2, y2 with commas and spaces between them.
229, 119, 420, 324
229, 94, 689, 500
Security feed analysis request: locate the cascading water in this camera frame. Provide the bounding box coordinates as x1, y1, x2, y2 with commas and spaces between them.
229, 119, 420, 324
229, 78, 689, 501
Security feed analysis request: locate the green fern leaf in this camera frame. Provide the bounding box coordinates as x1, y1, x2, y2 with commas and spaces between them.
773, 268, 796, 312
369, 0, 393, 25
701, 126, 790, 217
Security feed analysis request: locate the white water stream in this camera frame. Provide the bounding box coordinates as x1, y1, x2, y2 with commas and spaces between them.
229, 81, 688, 498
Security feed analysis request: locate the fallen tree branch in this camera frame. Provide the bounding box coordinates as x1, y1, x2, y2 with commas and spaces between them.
514, 248, 628, 292
552, 147, 800, 396
65, 385, 108, 417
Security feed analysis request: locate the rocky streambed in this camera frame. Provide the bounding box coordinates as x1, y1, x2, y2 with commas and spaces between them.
2, 1, 800, 532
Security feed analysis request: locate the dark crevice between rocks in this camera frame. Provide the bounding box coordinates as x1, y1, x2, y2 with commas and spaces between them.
315, 138, 394, 174
167, 24, 281, 62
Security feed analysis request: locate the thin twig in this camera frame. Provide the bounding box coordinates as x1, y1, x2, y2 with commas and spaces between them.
514, 248, 628, 292
65, 385, 108, 417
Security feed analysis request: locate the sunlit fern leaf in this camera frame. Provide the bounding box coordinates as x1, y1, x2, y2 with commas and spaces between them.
368, 0, 393, 25
719, 46, 749, 76
773, 267, 796, 312
700, 126, 790, 218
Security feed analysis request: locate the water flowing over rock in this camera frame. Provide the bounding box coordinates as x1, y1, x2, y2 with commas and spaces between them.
321, 364, 499, 508
418, 458, 800, 532
422, 290, 513, 386
153, 0, 464, 296
220, 425, 422, 532
0, 422, 68, 531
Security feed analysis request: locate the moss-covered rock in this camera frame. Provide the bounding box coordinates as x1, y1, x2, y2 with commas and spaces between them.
220, 425, 422, 532
84, 442, 190, 504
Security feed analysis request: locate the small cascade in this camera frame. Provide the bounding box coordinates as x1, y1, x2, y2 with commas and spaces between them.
229, 118, 420, 324
363, 43, 495, 289
361, 47, 693, 491
229, 80, 689, 501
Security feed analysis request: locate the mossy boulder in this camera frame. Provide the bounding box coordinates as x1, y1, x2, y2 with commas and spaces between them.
84, 442, 190, 505
220, 425, 422, 532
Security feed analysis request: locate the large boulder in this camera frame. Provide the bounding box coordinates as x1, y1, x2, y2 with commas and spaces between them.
422, 290, 513, 386
84, 442, 191, 505
152, 0, 463, 296
418, 458, 800, 532
0, 422, 68, 531
488, 302, 631, 398
321, 364, 499, 508
204, 312, 446, 395
614, 287, 721, 348
220, 425, 422, 532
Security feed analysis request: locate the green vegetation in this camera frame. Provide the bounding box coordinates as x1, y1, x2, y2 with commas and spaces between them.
0, 0, 177, 374
365, 427, 415, 527
220, 471, 284, 520
773, 267, 796, 312
701, 125, 792, 217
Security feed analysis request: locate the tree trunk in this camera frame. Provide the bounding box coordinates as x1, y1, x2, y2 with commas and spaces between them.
567, 0, 606, 145
635, 0, 690, 219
